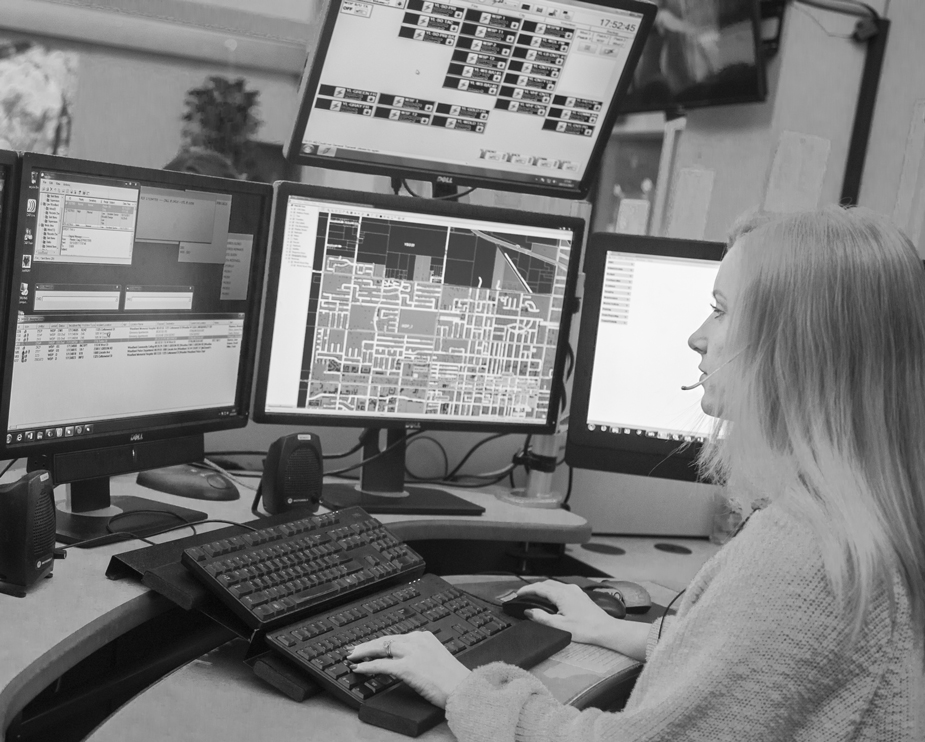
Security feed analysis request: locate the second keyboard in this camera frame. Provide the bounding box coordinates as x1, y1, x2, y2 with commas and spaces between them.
180, 506, 425, 630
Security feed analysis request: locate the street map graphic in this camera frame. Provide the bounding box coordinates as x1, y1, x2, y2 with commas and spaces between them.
300, 210, 571, 422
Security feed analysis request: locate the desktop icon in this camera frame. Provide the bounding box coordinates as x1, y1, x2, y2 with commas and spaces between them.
26, 198, 36, 214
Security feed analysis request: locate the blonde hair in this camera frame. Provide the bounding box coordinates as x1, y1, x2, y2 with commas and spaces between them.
699, 205, 925, 650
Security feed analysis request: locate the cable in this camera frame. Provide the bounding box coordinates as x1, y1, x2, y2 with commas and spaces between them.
324, 437, 366, 460
443, 432, 511, 480
792, 1, 858, 38
0, 458, 19, 478
204, 450, 265, 458
324, 430, 426, 477
400, 178, 478, 200
405, 435, 450, 481
62, 518, 260, 551
657, 588, 686, 643
796, 0, 878, 18
560, 464, 574, 508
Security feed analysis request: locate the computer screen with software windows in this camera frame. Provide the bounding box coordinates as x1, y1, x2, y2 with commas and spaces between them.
567, 232, 725, 481
285, 0, 655, 199
254, 182, 584, 512
0, 153, 271, 543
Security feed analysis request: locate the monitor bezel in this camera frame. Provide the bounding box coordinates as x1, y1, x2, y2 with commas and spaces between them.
0, 152, 273, 460
252, 181, 586, 434
616, 0, 767, 116
283, 0, 657, 200
566, 232, 726, 481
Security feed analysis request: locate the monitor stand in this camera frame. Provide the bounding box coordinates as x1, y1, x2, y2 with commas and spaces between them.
322, 428, 484, 516
54, 475, 207, 546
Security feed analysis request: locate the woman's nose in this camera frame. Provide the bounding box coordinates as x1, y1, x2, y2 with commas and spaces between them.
688, 323, 707, 355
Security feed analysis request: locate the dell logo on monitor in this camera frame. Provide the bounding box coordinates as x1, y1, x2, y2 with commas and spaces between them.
130, 434, 144, 442
436, 176, 454, 184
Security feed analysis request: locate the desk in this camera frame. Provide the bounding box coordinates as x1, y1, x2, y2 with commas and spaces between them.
82, 577, 710, 741
0, 473, 590, 741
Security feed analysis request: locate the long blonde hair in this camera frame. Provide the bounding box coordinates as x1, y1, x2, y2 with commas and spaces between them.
699, 205, 925, 649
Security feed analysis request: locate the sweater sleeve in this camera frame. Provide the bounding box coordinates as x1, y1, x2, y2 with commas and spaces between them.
445, 509, 889, 742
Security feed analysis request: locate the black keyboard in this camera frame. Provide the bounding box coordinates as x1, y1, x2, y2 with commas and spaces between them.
265, 573, 572, 736
180, 507, 425, 630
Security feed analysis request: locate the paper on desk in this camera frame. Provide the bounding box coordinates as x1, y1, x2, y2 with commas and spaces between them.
542, 642, 638, 676
531, 642, 639, 705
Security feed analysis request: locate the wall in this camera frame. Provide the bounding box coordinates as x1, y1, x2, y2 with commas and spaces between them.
859, 0, 925, 254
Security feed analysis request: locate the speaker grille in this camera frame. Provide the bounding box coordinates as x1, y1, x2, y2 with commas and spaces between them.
32, 491, 57, 559
284, 448, 322, 498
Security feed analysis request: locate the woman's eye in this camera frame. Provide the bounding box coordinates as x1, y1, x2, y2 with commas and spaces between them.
710, 304, 724, 317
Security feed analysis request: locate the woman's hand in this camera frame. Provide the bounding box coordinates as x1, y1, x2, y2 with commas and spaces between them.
514, 580, 619, 645
346, 631, 471, 709
515, 580, 650, 661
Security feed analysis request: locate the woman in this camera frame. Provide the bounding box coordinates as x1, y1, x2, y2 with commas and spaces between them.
348, 206, 925, 740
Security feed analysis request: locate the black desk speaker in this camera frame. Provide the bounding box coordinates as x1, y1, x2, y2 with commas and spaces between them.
259, 433, 323, 515
0, 470, 56, 597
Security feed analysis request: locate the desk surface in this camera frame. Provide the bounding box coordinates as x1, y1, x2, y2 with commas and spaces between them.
0, 472, 589, 735
84, 580, 687, 742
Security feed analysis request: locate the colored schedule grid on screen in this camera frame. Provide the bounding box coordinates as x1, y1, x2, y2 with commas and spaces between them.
301, 0, 642, 182
273, 199, 573, 423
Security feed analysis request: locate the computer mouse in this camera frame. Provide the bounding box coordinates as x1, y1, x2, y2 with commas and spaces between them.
582, 587, 627, 619
499, 594, 559, 620
136, 464, 240, 501
595, 580, 652, 614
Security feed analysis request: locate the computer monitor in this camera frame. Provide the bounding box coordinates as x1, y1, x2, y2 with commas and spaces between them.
285, 0, 656, 199
566, 232, 724, 481
616, 0, 767, 115
0, 153, 271, 544
254, 182, 584, 513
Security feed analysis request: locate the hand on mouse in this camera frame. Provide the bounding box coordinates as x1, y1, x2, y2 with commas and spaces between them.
514, 580, 621, 646
346, 631, 471, 709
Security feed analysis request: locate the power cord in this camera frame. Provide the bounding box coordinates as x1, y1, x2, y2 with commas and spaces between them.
324, 430, 427, 478
61, 517, 259, 550
399, 178, 477, 200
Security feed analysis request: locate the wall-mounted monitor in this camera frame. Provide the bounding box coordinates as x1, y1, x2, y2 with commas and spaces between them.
566, 232, 724, 481
617, 0, 767, 115
285, 0, 656, 199
0, 153, 272, 544
254, 182, 584, 513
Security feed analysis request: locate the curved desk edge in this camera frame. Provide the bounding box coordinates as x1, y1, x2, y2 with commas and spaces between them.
387, 517, 592, 544
0, 589, 174, 733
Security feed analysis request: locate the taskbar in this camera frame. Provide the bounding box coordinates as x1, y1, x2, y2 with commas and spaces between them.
585, 422, 707, 444
299, 144, 583, 190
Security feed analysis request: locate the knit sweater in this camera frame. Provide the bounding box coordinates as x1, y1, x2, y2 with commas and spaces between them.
445, 504, 925, 741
